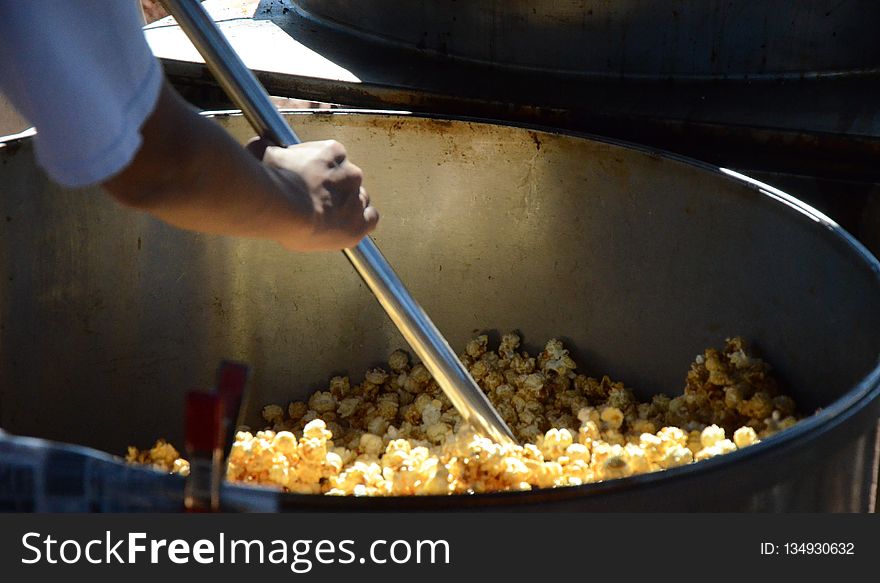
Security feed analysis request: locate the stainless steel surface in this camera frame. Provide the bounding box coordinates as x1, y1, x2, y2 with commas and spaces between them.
1, 111, 880, 510
345, 237, 518, 445
150, 6, 880, 186
291, 0, 880, 80
160, 0, 303, 145
160, 0, 516, 444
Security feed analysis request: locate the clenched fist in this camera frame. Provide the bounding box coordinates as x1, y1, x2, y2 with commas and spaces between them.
248, 138, 379, 251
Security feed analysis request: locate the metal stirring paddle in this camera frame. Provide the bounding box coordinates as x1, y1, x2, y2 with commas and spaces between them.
160, 0, 516, 445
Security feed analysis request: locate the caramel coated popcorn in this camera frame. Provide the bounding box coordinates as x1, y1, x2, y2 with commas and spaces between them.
130, 335, 801, 495
126, 439, 190, 477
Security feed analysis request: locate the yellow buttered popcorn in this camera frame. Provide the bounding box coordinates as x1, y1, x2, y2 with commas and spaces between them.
129, 335, 803, 496
733, 426, 759, 449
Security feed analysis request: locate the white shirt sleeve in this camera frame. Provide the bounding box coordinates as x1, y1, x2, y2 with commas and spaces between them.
0, 0, 163, 188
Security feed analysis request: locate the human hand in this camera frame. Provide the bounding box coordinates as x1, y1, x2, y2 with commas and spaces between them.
247, 138, 379, 251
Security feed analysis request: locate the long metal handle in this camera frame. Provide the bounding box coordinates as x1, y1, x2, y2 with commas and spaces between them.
160, 0, 516, 445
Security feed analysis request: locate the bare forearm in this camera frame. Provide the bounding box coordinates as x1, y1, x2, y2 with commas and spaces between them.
104, 83, 308, 244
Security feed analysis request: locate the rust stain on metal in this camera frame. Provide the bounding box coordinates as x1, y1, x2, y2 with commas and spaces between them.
528, 131, 542, 151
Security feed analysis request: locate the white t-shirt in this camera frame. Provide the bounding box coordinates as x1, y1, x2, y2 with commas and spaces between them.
0, 0, 163, 187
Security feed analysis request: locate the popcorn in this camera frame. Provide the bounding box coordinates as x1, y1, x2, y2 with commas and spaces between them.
658, 445, 694, 469
565, 443, 592, 463
336, 396, 361, 418
308, 391, 337, 414
578, 419, 600, 445
538, 428, 574, 460
539, 339, 577, 376
410, 364, 432, 385
686, 430, 704, 455
695, 439, 737, 462
470, 360, 490, 379
367, 416, 389, 437
359, 433, 384, 456
261, 404, 285, 425
288, 401, 308, 421
657, 426, 688, 448
421, 402, 442, 426
521, 373, 545, 399
466, 335, 489, 358
365, 368, 389, 385
425, 422, 451, 444
679, 337, 791, 435
125, 439, 183, 473
272, 431, 298, 456
303, 419, 331, 440
130, 335, 801, 494
624, 444, 650, 474
700, 425, 726, 449
630, 419, 656, 435
388, 350, 409, 372
600, 406, 625, 430
172, 458, 191, 477
638, 433, 665, 464
733, 426, 758, 448
328, 376, 350, 397
498, 333, 521, 359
